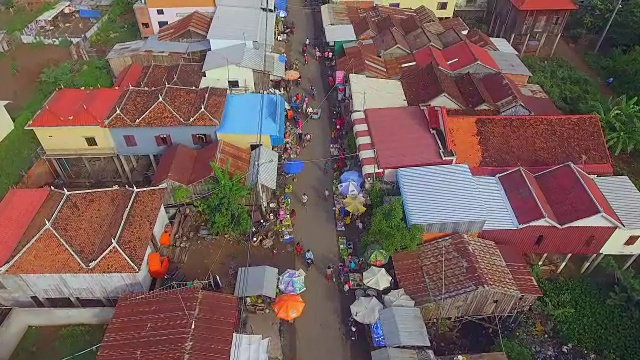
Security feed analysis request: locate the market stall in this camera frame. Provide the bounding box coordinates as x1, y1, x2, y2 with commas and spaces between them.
371, 307, 431, 348
235, 266, 279, 313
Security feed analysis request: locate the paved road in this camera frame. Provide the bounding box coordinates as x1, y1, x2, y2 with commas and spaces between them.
286, 0, 352, 359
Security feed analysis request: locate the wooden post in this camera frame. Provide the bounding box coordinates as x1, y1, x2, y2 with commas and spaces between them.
536, 32, 548, 56
51, 158, 67, 181
100, 297, 112, 307
509, 33, 515, 45
557, 254, 572, 273
538, 253, 547, 265
130, 155, 138, 167
149, 154, 157, 171
580, 253, 598, 273
520, 33, 530, 56
622, 254, 640, 270
113, 156, 127, 182
81, 157, 93, 179
586, 253, 605, 274
119, 155, 133, 182
549, 12, 569, 57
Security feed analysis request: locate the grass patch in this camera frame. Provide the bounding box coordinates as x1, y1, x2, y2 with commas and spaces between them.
521, 56, 604, 114
10, 324, 106, 360
0, 59, 113, 198
90, 0, 139, 47
0, 3, 56, 33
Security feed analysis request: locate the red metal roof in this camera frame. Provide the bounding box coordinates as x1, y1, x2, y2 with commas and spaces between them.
400, 64, 464, 106
0, 188, 49, 266
498, 169, 545, 225
98, 288, 238, 360
364, 106, 452, 169
393, 234, 539, 306
28, 88, 124, 127
441, 40, 499, 72
152, 142, 250, 186
511, 0, 577, 11
114, 63, 144, 88
413, 45, 449, 69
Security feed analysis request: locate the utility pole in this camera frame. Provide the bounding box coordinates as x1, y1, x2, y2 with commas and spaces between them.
595, 0, 623, 53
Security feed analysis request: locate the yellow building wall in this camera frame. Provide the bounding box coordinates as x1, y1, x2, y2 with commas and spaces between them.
146, 0, 214, 8
217, 133, 272, 149
0, 104, 14, 143
376, 0, 454, 18
32, 126, 116, 156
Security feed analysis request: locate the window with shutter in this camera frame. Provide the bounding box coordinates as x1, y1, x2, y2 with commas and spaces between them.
155, 134, 172, 146
123, 135, 137, 147
192, 133, 210, 145
624, 235, 640, 246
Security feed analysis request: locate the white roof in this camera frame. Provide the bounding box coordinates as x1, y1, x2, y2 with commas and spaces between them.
490, 37, 519, 54
321, 4, 356, 42
595, 176, 640, 229
247, 147, 278, 189
203, 44, 284, 76
474, 176, 518, 230
230, 333, 269, 360
208, 6, 275, 46
379, 307, 430, 347
397, 165, 487, 227
349, 74, 407, 112
489, 51, 532, 76
215, 0, 274, 10
37, 1, 70, 21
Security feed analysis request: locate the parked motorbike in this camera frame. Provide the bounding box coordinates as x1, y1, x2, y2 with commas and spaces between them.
348, 317, 357, 341
305, 257, 314, 269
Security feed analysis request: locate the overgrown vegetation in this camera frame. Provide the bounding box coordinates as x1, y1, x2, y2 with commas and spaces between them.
494, 339, 534, 360
537, 275, 640, 359
522, 56, 604, 114
0, 2, 55, 33
172, 186, 192, 204
362, 197, 422, 253
10, 325, 105, 360
567, 0, 640, 51
90, 0, 139, 47
586, 47, 640, 99
195, 164, 251, 237
0, 59, 112, 197
596, 95, 640, 155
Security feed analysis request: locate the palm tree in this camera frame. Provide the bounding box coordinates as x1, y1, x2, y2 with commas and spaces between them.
596, 95, 640, 155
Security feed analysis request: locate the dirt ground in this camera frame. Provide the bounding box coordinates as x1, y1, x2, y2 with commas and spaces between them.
0, 44, 71, 115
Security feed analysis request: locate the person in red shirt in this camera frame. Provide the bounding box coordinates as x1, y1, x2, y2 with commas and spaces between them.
295, 242, 303, 256
328, 76, 334, 87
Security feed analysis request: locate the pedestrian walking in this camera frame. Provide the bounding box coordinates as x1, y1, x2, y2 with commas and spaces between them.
305, 37, 310, 46
290, 208, 296, 223
295, 241, 303, 256
315, 47, 320, 60
324, 160, 330, 174
304, 53, 308, 65
324, 188, 330, 201
301, 193, 308, 207
298, 131, 304, 144
328, 75, 335, 87
325, 265, 335, 282
324, 50, 329, 58
356, 218, 363, 232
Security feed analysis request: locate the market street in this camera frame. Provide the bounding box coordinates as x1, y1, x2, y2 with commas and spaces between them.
285, 0, 352, 359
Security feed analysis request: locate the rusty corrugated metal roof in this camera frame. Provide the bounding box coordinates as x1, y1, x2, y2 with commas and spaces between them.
98, 288, 238, 360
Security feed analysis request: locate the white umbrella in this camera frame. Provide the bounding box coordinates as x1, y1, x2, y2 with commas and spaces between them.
383, 288, 415, 308
350, 296, 383, 324
338, 181, 361, 196
363, 266, 392, 290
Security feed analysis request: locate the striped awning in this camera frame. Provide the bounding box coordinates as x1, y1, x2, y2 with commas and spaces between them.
352, 112, 383, 178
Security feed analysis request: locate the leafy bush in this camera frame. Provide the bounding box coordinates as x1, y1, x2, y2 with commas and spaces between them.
586, 48, 640, 99
522, 57, 604, 114
494, 339, 534, 360
362, 198, 422, 253
595, 95, 640, 155
538, 277, 640, 359
90, 0, 139, 46
172, 186, 192, 204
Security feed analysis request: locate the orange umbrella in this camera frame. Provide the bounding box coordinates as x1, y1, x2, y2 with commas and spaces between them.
273, 294, 305, 321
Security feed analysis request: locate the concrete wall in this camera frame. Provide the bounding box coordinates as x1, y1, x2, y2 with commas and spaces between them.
201, 65, 255, 92
0, 104, 14, 143
134, 3, 154, 38
376, 0, 454, 18
149, 6, 216, 33
32, 126, 115, 156
108, 126, 219, 155
217, 132, 272, 149
0, 308, 115, 360
600, 228, 640, 255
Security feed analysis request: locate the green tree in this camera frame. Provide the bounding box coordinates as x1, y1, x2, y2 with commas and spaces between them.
566, 0, 616, 40
587, 46, 640, 98
195, 164, 251, 237
596, 95, 640, 155
362, 198, 422, 253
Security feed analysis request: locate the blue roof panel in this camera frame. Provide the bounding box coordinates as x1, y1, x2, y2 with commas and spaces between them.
219, 94, 285, 146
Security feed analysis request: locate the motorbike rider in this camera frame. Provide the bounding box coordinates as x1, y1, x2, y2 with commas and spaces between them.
309, 85, 316, 99
304, 249, 314, 266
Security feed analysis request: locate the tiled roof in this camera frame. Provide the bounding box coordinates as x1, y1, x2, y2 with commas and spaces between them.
478, 73, 523, 111
438, 28, 466, 48
0, 188, 50, 266
444, 115, 613, 175
373, 28, 410, 53
2, 187, 165, 274
439, 17, 469, 33
497, 164, 621, 227
516, 84, 561, 115
441, 40, 499, 71
138, 63, 204, 88
28, 88, 123, 127
152, 142, 250, 186
496, 245, 543, 296
511, 0, 577, 10
364, 107, 451, 169
400, 64, 464, 107
405, 28, 442, 51
337, 40, 389, 78
98, 288, 237, 360
393, 234, 540, 306
106, 86, 227, 128
157, 11, 212, 41
454, 73, 494, 109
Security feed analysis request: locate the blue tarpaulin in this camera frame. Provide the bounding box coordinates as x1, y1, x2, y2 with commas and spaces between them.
275, 0, 287, 11
370, 320, 386, 347
283, 160, 304, 175
218, 94, 286, 146
79, 9, 101, 18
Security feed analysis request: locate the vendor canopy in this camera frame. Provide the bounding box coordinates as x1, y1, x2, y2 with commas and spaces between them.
235, 266, 279, 298
379, 307, 430, 347
230, 334, 269, 360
